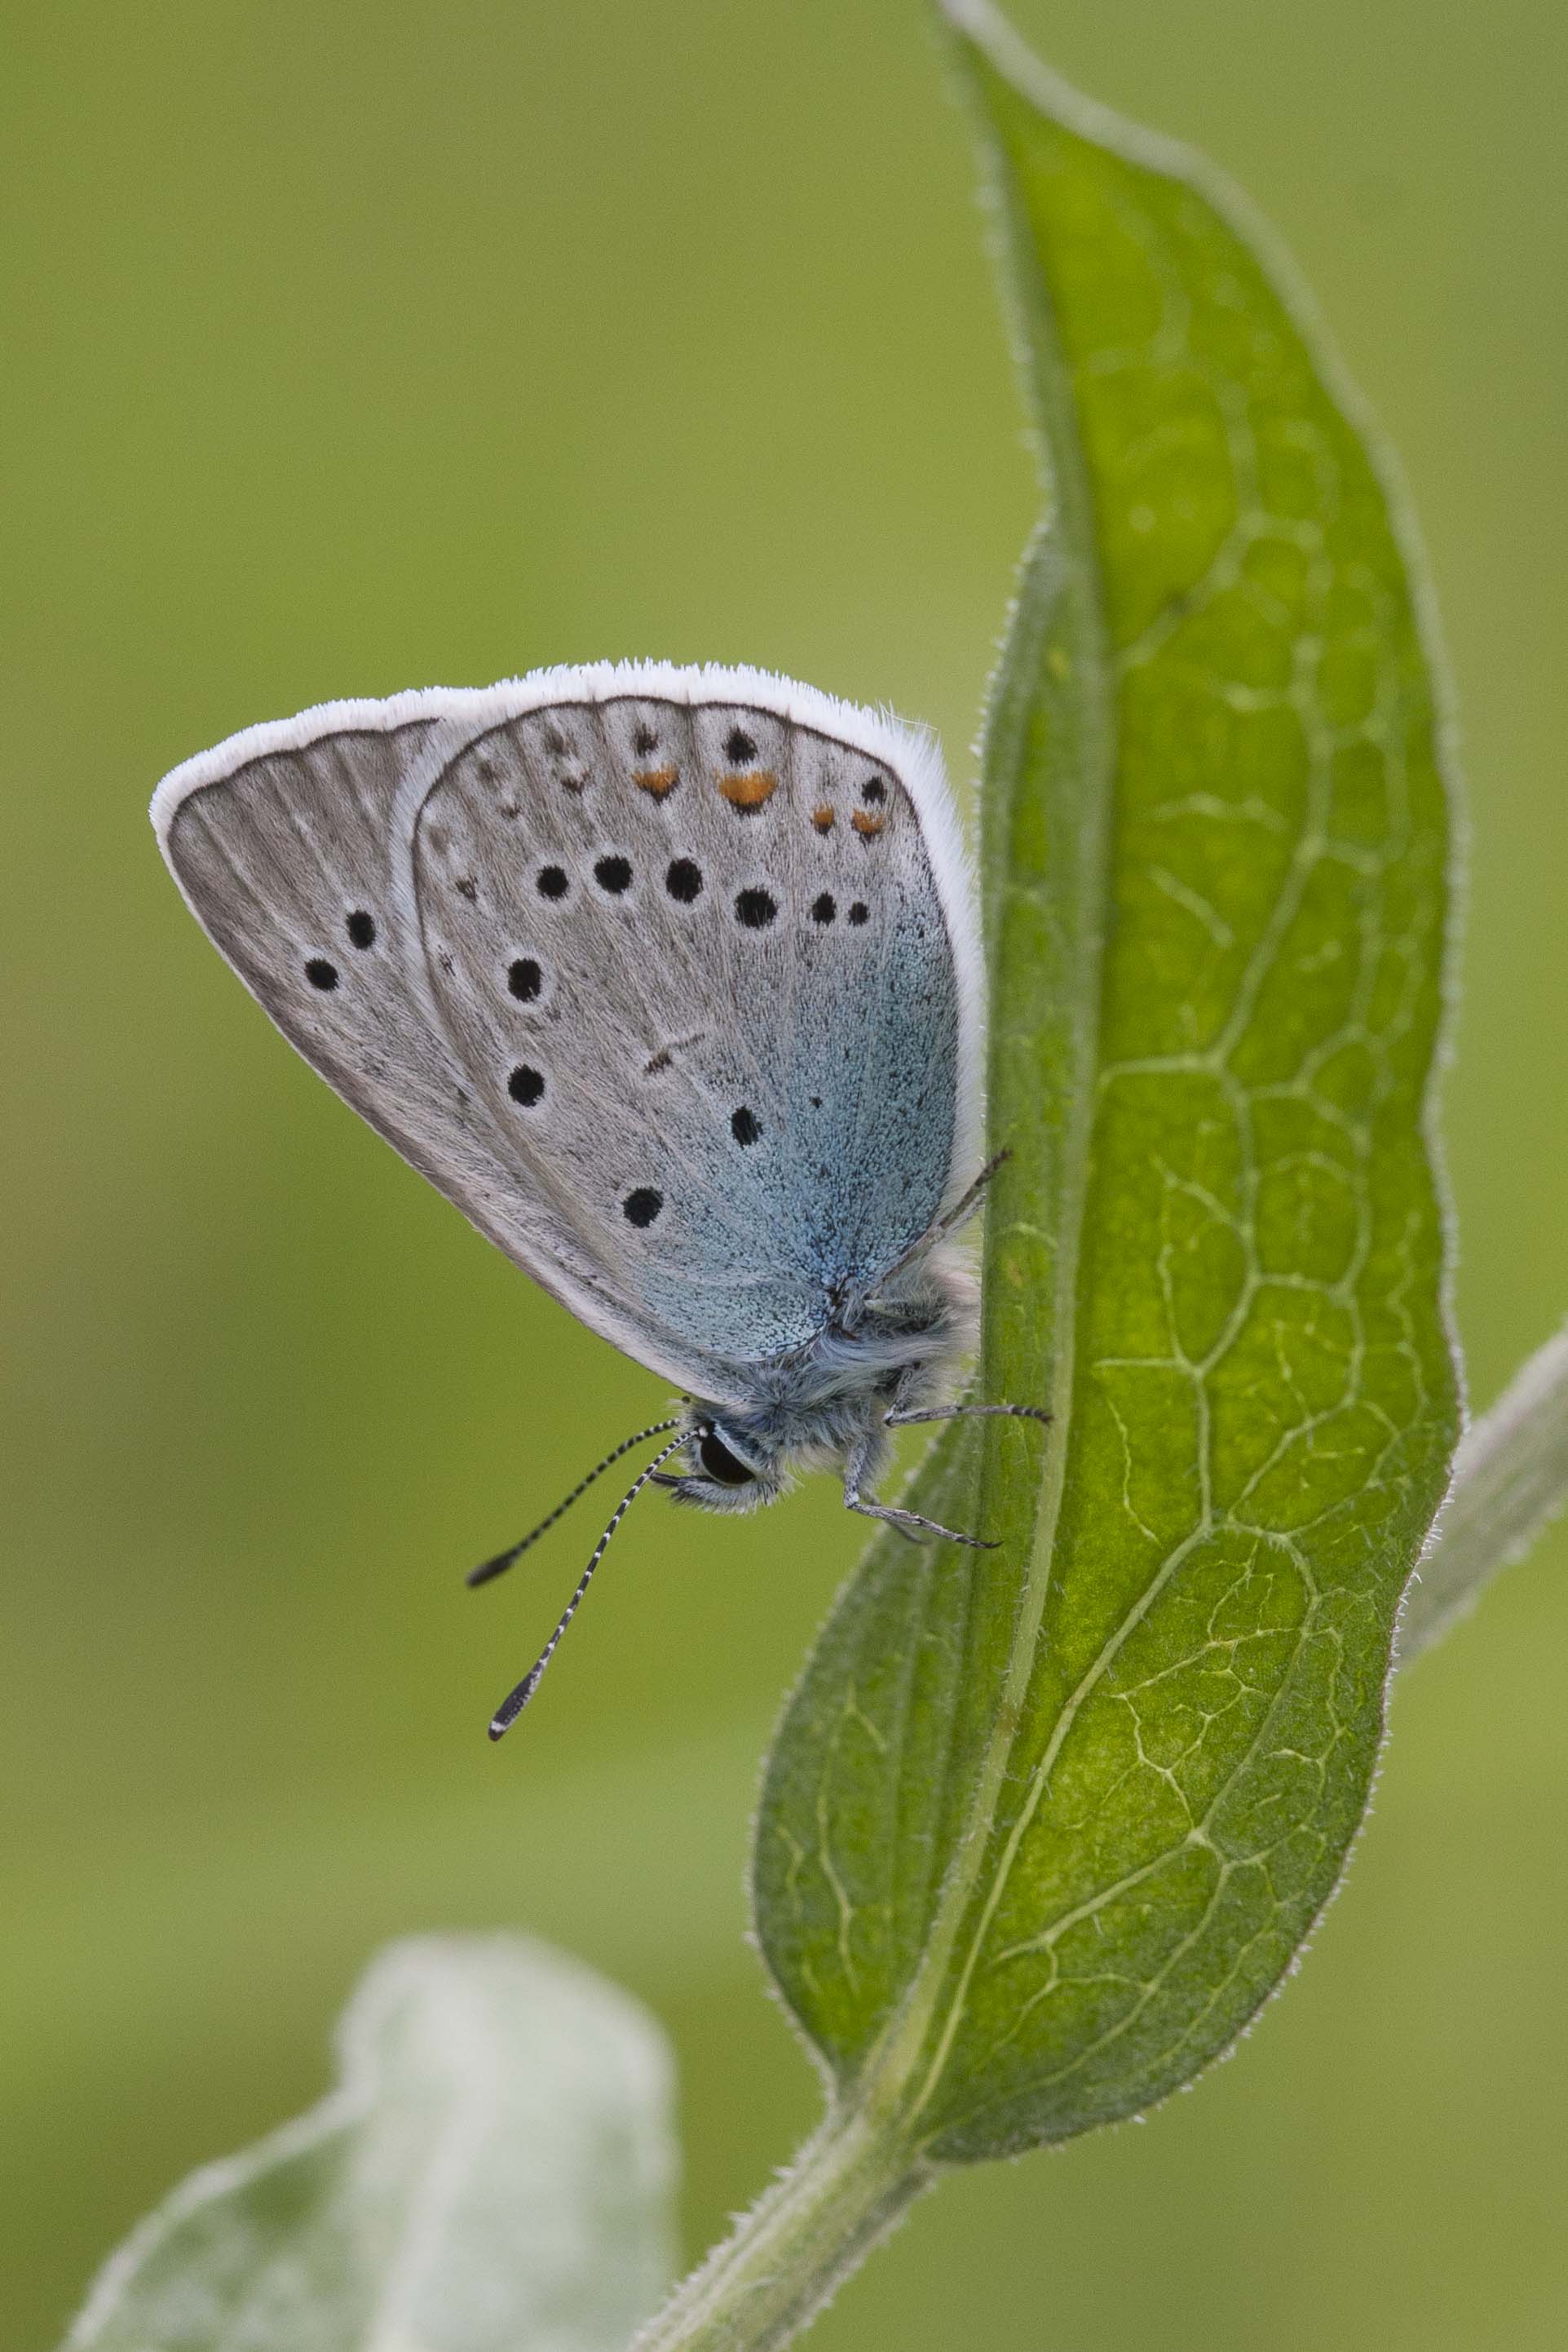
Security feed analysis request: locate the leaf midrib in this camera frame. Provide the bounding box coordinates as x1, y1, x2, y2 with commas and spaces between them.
855, 20, 1116, 2138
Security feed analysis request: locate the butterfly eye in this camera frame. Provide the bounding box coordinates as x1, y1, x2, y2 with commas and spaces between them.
698, 1429, 756, 1487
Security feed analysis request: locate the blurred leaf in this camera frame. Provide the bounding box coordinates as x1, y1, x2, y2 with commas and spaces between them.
753, 0, 1459, 2163
60, 1935, 676, 2352
1400, 1321, 1568, 1663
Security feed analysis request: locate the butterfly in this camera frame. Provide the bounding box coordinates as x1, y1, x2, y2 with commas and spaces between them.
152, 661, 1045, 1734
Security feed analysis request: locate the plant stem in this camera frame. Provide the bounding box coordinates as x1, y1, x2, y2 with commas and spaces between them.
1398, 1320, 1568, 1664
629, 2107, 930, 2352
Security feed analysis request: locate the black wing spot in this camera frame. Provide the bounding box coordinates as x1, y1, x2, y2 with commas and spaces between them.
848, 901, 869, 926
624, 1187, 663, 1227
861, 776, 887, 804
507, 1064, 545, 1107
725, 726, 757, 764
508, 957, 543, 1002
735, 887, 777, 929
456, 876, 479, 901
634, 723, 658, 755
811, 892, 836, 926
544, 726, 567, 754
537, 864, 569, 899
346, 910, 376, 948
731, 1106, 760, 1147
305, 957, 339, 990
594, 854, 633, 894
665, 858, 703, 903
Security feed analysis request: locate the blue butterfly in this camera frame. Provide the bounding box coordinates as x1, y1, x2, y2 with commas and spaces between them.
153, 662, 1045, 1732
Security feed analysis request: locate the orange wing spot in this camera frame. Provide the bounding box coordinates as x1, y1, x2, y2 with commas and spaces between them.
811, 804, 836, 833
632, 764, 678, 798
851, 808, 886, 837
718, 768, 779, 808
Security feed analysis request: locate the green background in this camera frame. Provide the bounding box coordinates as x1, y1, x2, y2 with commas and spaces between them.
3, 2, 1565, 2344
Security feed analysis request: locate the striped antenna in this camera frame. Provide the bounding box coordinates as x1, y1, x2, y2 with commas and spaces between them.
487, 1430, 691, 1740
466, 1419, 682, 1588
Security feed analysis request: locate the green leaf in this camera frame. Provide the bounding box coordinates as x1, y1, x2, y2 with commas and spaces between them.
60, 1935, 677, 2352
753, 0, 1459, 2163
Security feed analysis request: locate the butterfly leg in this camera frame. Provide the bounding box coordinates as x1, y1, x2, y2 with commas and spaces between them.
883, 1357, 1050, 1430
930, 1147, 1011, 1247
845, 1490, 999, 1550
842, 1434, 997, 1551
885, 1400, 1051, 1429
863, 1151, 1012, 1309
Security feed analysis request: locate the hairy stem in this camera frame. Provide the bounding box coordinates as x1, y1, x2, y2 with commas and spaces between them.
1399, 1322, 1568, 1663
629, 2109, 930, 2352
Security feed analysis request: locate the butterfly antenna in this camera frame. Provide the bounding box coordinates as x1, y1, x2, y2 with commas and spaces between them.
466, 1419, 682, 1588
487, 1431, 688, 1740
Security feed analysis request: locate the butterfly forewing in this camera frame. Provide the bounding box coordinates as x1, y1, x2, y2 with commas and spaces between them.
154, 667, 971, 1384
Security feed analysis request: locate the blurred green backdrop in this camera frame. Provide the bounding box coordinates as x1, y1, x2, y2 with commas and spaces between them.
4, 2, 1566, 2345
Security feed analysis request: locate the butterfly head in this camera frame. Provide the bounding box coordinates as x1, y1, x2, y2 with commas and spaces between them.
651, 1413, 786, 1516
